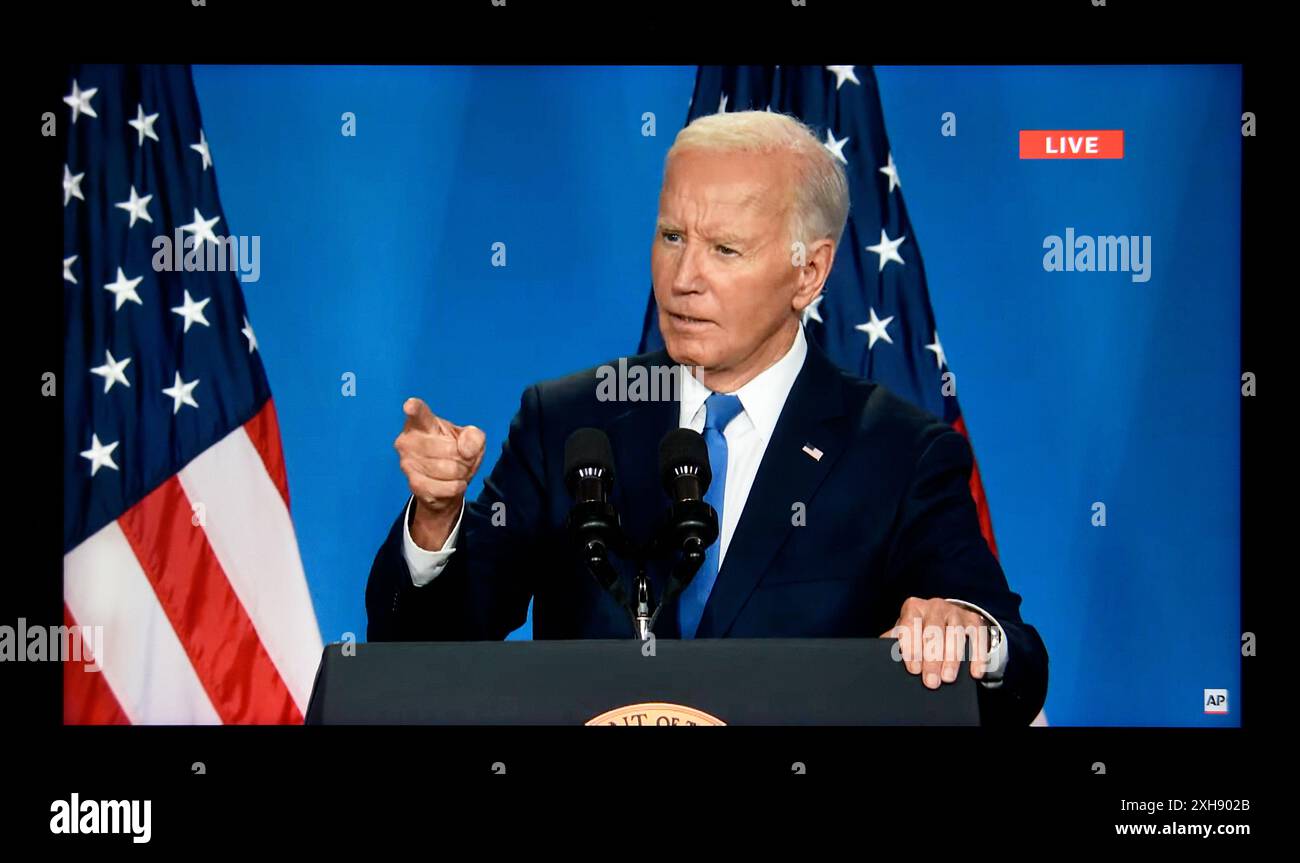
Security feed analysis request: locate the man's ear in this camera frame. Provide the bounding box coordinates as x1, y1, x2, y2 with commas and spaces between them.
792, 237, 835, 310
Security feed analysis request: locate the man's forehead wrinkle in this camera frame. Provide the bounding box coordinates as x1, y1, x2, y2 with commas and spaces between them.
660, 186, 775, 233
666, 180, 771, 207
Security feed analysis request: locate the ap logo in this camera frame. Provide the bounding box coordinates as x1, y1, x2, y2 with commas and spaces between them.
1204, 689, 1229, 715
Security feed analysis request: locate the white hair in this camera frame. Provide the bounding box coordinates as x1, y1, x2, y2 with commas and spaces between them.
665, 110, 850, 252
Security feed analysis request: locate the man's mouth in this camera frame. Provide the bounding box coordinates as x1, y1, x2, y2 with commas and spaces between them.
668, 312, 712, 327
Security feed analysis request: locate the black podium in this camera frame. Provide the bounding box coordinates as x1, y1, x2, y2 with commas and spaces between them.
305, 638, 981, 725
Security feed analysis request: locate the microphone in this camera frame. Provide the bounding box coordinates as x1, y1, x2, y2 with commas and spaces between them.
563, 428, 632, 619
660, 427, 712, 504
657, 428, 719, 581
564, 427, 615, 503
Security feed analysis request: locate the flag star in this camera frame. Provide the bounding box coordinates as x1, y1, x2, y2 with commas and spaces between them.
879, 152, 901, 193
90, 349, 132, 393
80, 433, 119, 476
63, 79, 98, 122
241, 316, 258, 353
866, 228, 906, 271
171, 290, 211, 332
825, 66, 860, 90
181, 208, 221, 247
63, 165, 85, 206
162, 371, 200, 414
925, 331, 947, 369
114, 185, 154, 228
191, 129, 212, 170
104, 267, 144, 310
718, 92, 728, 113
801, 294, 825, 325
823, 128, 849, 165
128, 104, 161, 146
63, 255, 78, 284
854, 307, 895, 349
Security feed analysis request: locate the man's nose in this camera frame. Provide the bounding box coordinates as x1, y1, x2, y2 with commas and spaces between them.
671, 241, 707, 294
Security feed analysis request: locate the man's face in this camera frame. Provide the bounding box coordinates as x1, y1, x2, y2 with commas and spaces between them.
651, 148, 804, 381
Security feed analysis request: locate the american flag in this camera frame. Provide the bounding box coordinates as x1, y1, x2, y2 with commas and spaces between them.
640, 64, 1001, 559
61, 64, 321, 724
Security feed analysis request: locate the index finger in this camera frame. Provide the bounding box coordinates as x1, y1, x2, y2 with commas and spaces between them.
403, 397, 452, 436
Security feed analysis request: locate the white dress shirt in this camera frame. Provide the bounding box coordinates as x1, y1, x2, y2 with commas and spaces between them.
676, 322, 809, 569
399, 323, 1006, 683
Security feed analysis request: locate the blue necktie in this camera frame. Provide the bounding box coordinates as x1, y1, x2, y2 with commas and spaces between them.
679, 392, 744, 639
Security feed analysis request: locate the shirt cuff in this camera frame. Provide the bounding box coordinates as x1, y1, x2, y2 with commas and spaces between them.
944, 597, 1007, 688
401, 496, 464, 587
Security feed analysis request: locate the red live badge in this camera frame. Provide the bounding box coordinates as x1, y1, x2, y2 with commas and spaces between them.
1019, 130, 1124, 159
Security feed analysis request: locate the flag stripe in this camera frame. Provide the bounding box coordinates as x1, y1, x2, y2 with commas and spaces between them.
952, 416, 999, 559
242, 398, 291, 510
117, 475, 302, 724
177, 415, 324, 714
64, 521, 222, 724
62, 605, 131, 725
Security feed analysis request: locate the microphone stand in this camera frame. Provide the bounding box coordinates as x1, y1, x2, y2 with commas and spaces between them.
571, 512, 713, 641
634, 561, 652, 640
579, 540, 641, 637
642, 535, 708, 637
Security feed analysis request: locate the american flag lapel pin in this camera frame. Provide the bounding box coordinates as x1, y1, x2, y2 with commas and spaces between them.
801, 444, 824, 461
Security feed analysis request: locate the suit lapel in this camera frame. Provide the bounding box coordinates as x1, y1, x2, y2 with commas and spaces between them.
695, 341, 850, 638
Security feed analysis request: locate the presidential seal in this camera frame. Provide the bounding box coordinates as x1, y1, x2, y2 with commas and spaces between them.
585, 702, 726, 726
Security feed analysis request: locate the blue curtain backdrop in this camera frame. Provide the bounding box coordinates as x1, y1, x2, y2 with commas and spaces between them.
191, 65, 1241, 726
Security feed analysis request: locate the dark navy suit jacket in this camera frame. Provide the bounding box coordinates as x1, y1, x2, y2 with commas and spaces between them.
366, 339, 1049, 724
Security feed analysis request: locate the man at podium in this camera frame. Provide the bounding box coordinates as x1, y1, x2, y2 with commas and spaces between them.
366, 110, 1048, 726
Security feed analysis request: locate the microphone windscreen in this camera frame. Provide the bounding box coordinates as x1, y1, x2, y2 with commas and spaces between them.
658, 427, 712, 494
564, 427, 616, 495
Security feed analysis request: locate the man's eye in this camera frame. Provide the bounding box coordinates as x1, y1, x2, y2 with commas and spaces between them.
717, 245, 738, 256
661, 231, 681, 243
